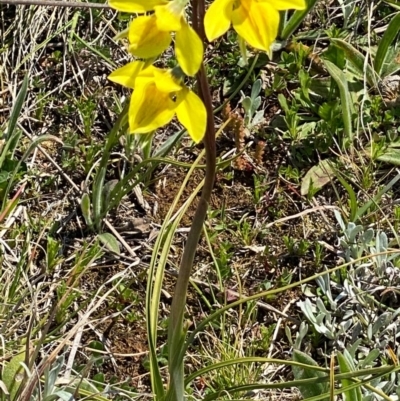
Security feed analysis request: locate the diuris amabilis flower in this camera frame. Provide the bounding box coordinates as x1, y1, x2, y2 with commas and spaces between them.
204, 0, 305, 52
108, 61, 207, 143
109, 0, 203, 77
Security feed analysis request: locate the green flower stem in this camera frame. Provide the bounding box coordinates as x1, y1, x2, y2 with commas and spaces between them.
167, 0, 216, 399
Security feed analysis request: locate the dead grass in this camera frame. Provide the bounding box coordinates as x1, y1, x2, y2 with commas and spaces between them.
2, 1, 400, 400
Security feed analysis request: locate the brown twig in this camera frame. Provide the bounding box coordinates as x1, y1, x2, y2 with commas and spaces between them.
0, 0, 109, 8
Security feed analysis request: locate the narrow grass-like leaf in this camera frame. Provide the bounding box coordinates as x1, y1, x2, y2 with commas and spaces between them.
337, 351, 362, 401
73, 33, 117, 68
355, 170, 400, 221
4, 75, 28, 142
146, 152, 205, 400
1, 135, 63, 210
330, 38, 377, 87
68, 11, 80, 52
374, 12, 400, 76
92, 102, 128, 231
335, 172, 358, 222
200, 364, 398, 401
323, 59, 353, 147
0, 75, 28, 179
280, 0, 319, 40
330, 353, 335, 401
185, 357, 328, 386
383, 0, 400, 10
182, 253, 400, 362
13, 20, 74, 72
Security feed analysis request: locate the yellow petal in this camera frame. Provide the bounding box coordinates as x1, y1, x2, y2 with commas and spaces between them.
153, 69, 183, 93
109, 0, 167, 13
108, 61, 145, 88
260, 0, 306, 10
231, 1, 279, 51
129, 83, 176, 134
154, 2, 183, 31
176, 88, 206, 143
128, 15, 171, 59
204, 0, 233, 42
175, 21, 203, 76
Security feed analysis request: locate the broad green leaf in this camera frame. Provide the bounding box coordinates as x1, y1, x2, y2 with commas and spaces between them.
380, 45, 400, 77
309, 77, 332, 99
81, 193, 92, 227
374, 12, 400, 76
301, 159, 335, 195
323, 59, 354, 147
330, 38, 377, 87
2, 351, 26, 401
337, 351, 362, 401
292, 350, 329, 400
376, 147, 400, 165
98, 233, 120, 255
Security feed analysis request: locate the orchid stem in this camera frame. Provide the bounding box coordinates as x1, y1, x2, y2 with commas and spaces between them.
167, 0, 216, 399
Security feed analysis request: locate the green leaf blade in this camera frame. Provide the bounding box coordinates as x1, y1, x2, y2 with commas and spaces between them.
323, 59, 354, 148
374, 13, 400, 76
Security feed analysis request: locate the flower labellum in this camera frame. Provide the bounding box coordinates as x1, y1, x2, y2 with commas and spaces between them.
204, 0, 306, 52
109, 62, 207, 142
109, 0, 203, 76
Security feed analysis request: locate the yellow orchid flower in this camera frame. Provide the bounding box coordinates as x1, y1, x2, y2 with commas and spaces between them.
108, 61, 207, 143
109, 0, 203, 77
108, 0, 167, 13
204, 0, 306, 52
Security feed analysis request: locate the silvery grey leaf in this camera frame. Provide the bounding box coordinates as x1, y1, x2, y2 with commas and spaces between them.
363, 228, 374, 244
347, 338, 362, 357
360, 349, 379, 369
251, 79, 262, 100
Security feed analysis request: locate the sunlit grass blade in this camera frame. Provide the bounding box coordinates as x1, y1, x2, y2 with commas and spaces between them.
1, 135, 63, 210
335, 172, 358, 222
280, 0, 319, 40
330, 353, 335, 401
337, 351, 362, 401
13, 20, 74, 73
200, 365, 395, 401
374, 12, 400, 76
182, 250, 400, 360
146, 150, 205, 400
184, 357, 328, 386
3, 75, 28, 142
355, 170, 400, 221
323, 59, 353, 148
91, 102, 129, 231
